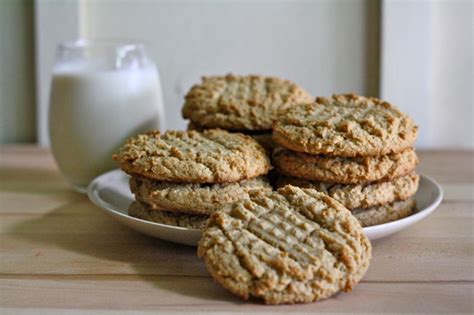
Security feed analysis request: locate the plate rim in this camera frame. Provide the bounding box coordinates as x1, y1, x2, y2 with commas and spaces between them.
87, 169, 444, 236
87, 169, 203, 232
363, 173, 443, 233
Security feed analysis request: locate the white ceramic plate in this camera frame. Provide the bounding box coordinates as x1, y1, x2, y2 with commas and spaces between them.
88, 169, 443, 246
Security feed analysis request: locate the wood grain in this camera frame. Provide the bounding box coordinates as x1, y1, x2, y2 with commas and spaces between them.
0, 202, 472, 282
0, 146, 473, 313
1, 277, 472, 313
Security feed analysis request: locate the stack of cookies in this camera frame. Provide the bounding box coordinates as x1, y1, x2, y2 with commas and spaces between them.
272, 94, 420, 227
182, 74, 313, 152
113, 129, 272, 228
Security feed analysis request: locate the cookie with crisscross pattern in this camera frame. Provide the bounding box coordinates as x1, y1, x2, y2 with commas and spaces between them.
198, 185, 372, 304
182, 74, 313, 131
273, 94, 418, 157
114, 129, 271, 183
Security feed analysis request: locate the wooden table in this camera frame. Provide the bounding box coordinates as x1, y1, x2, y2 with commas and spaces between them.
0, 146, 473, 314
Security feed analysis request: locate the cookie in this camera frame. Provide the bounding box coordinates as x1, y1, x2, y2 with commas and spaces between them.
197, 185, 372, 304
114, 129, 272, 183
273, 147, 418, 184
188, 122, 275, 154
273, 93, 418, 157
352, 199, 415, 227
130, 175, 272, 215
276, 173, 419, 210
182, 74, 313, 131
128, 201, 209, 229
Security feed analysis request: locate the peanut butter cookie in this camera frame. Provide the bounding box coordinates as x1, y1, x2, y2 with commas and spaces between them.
128, 201, 209, 229
352, 199, 415, 227
276, 173, 419, 210
198, 185, 372, 304
114, 129, 272, 183
273, 147, 418, 184
182, 74, 313, 131
130, 176, 271, 215
273, 94, 418, 157
189, 121, 274, 153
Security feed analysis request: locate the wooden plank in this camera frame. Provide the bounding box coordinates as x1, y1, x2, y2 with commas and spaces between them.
0, 146, 55, 169
442, 184, 474, 202
1, 232, 471, 282
0, 191, 95, 215
0, 232, 207, 277
0, 276, 472, 313
0, 146, 473, 313
0, 203, 472, 281
0, 146, 63, 193
417, 150, 474, 184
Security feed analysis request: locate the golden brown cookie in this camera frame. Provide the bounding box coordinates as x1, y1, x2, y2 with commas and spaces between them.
276, 173, 419, 210
182, 74, 313, 131
114, 129, 272, 183
273, 94, 418, 157
189, 121, 274, 154
352, 199, 416, 227
197, 185, 372, 304
130, 175, 271, 215
128, 201, 209, 229
273, 147, 418, 184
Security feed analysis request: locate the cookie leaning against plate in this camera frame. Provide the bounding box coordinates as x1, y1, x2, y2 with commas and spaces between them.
198, 185, 372, 304
273, 147, 418, 184
129, 201, 208, 229
114, 129, 272, 183
130, 175, 272, 215
276, 173, 419, 210
182, 74, 313, 131
273, 93, 418, 157
353, 199, 416, 227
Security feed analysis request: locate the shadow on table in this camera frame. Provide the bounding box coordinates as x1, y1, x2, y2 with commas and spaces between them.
7, 200, 241, 303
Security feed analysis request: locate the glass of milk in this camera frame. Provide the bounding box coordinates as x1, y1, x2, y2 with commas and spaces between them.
49, 39, 165, 193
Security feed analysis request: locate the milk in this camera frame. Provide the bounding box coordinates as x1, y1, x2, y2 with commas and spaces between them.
49, 66, 164, 191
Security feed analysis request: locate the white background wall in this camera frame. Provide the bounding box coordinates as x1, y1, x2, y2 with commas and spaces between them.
381, 0, 473, 149
431, 0, 473, 148
0, 0, 36, 143
2, 0, 473, 150
82, 0, 380, 132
